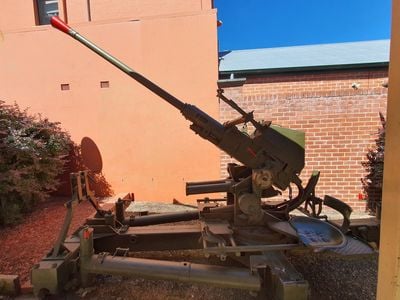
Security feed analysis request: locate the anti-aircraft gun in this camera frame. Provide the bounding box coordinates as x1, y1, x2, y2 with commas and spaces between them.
50, 17, 310, 227
30, 17, 376, 300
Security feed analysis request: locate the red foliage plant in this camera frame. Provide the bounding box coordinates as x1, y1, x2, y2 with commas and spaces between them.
0, 101, 113, 226
362, 112, 385, 215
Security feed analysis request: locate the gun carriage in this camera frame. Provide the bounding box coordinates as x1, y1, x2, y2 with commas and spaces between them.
31, 17, 377, 300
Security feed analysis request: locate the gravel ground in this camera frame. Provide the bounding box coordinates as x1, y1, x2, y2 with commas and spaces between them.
84, 276, 256, 300
126, 201, 196, 213
288, 250, 377, 300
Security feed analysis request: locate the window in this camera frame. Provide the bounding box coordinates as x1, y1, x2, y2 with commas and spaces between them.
36, 0, 59, 25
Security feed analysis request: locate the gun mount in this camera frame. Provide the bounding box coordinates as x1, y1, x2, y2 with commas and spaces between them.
30, 17, 377, 300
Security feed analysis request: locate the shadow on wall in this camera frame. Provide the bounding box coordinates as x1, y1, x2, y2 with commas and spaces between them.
54, 137, 114, 197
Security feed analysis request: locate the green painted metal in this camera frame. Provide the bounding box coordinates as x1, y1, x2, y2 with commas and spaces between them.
270, 125, 305, 149
251, 252, 309, 300
31, 241, 80, 296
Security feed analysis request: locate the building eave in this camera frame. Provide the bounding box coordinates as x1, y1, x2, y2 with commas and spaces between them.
219, 62, 389, 78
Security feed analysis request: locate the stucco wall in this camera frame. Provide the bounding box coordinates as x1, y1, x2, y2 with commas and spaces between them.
0, 1, 37, 30
0, 1, 220, 203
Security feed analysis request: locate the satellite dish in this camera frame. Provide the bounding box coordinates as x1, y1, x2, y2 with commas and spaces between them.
81, 137, 103, 173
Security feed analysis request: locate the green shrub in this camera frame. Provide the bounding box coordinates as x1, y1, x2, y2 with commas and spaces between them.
0, 101, 72, 225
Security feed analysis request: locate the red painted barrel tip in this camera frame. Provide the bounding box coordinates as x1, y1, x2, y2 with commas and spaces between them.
50, 16, 71, 34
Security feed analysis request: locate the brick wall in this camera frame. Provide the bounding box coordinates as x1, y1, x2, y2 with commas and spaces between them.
219, 68, 388, 210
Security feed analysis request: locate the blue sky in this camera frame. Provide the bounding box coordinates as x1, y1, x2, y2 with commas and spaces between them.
215, 0, 392, 51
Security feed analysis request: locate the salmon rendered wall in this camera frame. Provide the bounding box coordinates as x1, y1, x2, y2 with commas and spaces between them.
0, 1, 220, 203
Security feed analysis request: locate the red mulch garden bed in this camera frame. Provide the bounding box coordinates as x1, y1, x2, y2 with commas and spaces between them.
0, 198, 95, 285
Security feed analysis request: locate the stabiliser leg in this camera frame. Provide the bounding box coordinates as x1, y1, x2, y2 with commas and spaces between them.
79, 227, 261, 291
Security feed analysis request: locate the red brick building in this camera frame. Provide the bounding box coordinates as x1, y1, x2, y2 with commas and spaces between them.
218, 40, 389, 210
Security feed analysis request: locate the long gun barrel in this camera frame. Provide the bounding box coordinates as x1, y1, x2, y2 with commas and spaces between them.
51, 18, 185, 111
51, 17, 305, 191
